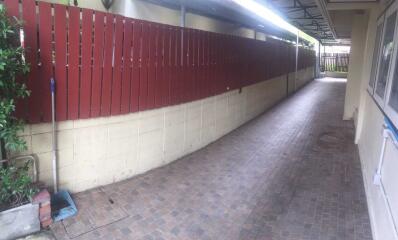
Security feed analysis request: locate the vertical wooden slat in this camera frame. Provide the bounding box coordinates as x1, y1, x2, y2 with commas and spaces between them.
155, 25, 163, 108
130, 20, 141, 112
38, 2, 53, 122
177, 27, 183, 104
54, 4, 68, 121
91, 12, 105, 118
80, 9, 94, 119
209, 32, 214, 95
139, 21, 149, 111
217, 34, 222, 90
67, 6, 80, 120
4, 0, 19, 18
182, 28, 189, 102
205, 31, 210, 97
120, 19, 133, 114
22, 0, 40, 123
110, 15, 124, 115
170, 27, 177, 105
101, 13, 114, 116
162, 26, 171, 107
188, 29, 194, 101
147, 23, 156, 109
197, 31, 203, 99
215, 34, 221, 94
192, 30, 198, 100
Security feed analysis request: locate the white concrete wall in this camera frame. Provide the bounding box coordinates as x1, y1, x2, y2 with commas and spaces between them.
358, 95, 398, 240
344, 13, 369, 122
18, 68, 314, 193
345, 5, 398, 240
296, 67, 316, 90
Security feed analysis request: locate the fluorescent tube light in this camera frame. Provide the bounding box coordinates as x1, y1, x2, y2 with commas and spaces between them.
232, 0, 299, 35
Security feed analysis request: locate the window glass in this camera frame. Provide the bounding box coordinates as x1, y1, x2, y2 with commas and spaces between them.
389, 62, 398, 112
376, 11, 397, 98
369, 23, 384, 89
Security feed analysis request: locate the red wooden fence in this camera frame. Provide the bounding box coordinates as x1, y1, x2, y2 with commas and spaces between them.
4, 0, 315, 124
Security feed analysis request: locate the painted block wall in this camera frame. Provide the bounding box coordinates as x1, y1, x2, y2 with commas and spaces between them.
17, 68, 314, 193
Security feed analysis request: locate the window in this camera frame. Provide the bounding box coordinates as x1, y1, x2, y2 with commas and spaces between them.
368, 18, 384, 93
370, 1, 398, 127
375, 9, 397, 105
385, 16, 398, 125
388, 72, 398, 112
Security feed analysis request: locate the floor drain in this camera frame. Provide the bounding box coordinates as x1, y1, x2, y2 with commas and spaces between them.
317, 131, 343, 149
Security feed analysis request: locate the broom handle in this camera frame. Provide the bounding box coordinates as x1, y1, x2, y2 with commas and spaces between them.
51, 78, 58, 193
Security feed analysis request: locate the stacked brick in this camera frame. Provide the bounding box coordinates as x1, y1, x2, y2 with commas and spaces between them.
32, 189, 52, 228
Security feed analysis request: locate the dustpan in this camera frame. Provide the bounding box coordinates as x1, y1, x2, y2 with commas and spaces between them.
49, 78, 78, 222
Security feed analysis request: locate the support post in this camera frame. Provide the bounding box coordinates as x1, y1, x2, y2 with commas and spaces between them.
294, 32, 299, 91
180, 5, 186, 66
318, 42, 321, 76
180, 5, 186, 28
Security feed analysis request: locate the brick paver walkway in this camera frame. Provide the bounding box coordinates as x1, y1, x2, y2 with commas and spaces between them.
51, 78, 373, 240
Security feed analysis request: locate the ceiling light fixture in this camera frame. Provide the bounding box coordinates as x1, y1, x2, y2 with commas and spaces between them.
231, 0, 298, 35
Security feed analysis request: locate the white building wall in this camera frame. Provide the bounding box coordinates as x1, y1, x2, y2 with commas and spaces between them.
344, 13, 369, 122
346, 5, 398, 240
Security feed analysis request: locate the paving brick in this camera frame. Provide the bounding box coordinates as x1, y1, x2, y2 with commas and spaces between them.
50, 78, 372, 240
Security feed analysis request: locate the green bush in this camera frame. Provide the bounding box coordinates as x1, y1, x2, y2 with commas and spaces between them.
0, 5, 30, 155
0, 162, 38, 210
0, 6, 37, 211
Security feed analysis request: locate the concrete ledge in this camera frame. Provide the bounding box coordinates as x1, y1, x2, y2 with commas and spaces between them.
320, 71, 348, 78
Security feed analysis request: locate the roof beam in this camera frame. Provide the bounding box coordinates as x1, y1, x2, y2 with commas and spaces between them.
289, 16, 323, 20
313, 0, 337, 39
326, 2, 378, 10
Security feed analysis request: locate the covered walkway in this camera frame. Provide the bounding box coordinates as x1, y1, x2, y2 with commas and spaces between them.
51, 78, 372, 240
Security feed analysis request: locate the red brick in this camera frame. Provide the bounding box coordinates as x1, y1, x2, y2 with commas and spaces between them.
40, 213, 52, 222
41, 218, 53, 228
32, 189, 50, 204
39, 202, 51, 216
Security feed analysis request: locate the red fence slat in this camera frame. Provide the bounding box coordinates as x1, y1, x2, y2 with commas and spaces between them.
155, 25, 163, 108
38, 2, 53, 122
80, 9, 94, 119
101, 13, 115, 116
4, 0, 19, 18
110, 15, 124, 115
15, 1, 316, 124
121, 19, 133, 114
21, 0, 40, 123
91, 11, 105, 118
139, 21, 149, 111
67, 6, 80, 120
130, 20, 141, 112
146, 23, 156, 110
54, 4, 68, 121
162, 26, 171, 107
170, 27, 177, 105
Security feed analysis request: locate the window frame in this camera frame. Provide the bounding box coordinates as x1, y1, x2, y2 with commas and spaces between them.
373, 1, 398, 108
368, 15, 385, 94
385, 24, 398, 125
